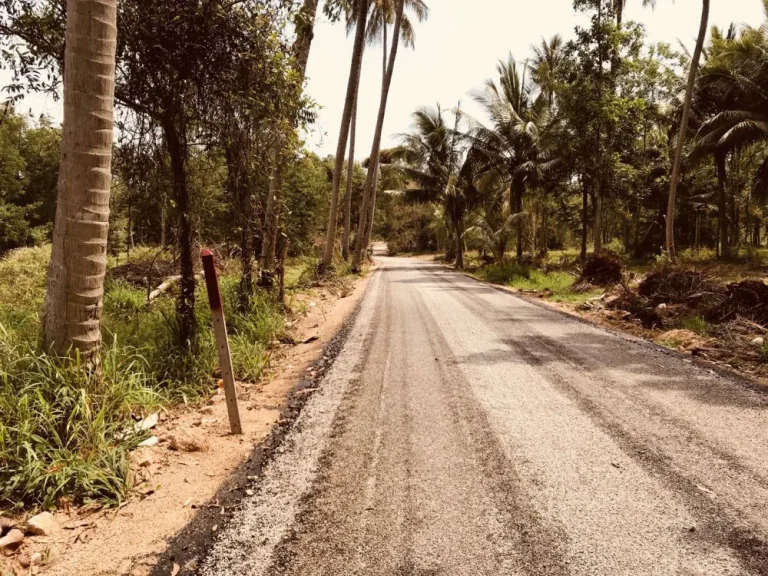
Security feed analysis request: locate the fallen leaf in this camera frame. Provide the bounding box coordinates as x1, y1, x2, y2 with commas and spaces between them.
171, 562, 180, 576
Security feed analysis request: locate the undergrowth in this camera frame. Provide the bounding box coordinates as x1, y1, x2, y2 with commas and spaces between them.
0, 245, 289, 508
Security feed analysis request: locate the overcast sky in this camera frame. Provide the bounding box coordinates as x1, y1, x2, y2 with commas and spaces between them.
4, 0, 766, 158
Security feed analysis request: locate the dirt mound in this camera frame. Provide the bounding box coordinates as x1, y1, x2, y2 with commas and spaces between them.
638, 266, 723, 306
109, 259, 177, 289
706, 279, 768, 325
579, 253, 623, 286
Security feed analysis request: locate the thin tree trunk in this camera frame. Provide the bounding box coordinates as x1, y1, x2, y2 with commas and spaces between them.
341, 93, 358, 260
580, 177, 588, 261
43, 0, 117, 362
165, 119, 196, 347
322, 0, 368, 268
454, 219, 464, 270
665, 0, 710, 260
351, 0, 405, 271
360, 22, 388, 257
512, 178, 524, 258
593, 181, 603, 253
716, 152, 730, 258
262, 0, 319, 271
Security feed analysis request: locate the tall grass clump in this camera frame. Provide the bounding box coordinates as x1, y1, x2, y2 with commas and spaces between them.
0, 331, 162, 508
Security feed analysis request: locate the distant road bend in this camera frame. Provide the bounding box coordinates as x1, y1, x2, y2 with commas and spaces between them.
202, 248, 768, 576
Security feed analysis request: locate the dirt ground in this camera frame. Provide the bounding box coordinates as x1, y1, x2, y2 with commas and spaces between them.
0, 269, 373, 576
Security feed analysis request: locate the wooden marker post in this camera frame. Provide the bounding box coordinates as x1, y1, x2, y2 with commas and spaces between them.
201, 249, 243, 435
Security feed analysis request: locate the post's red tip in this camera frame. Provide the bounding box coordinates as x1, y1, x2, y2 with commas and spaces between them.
201, 249, 213, 258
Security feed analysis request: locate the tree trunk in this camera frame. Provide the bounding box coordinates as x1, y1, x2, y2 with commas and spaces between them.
593, 181, 603, 253
165, 118, 196, 347
512, 178, 524, 259
716, 152, 730, 258
580, 177, 588, 261
341, 93, 358, 260
322, 0, 368, 268
359, 22, 388, 258
351, 0, 405, 271
454, 219, 464, 270
665, 0, 710, 260
539, 202, 548, 256
262, 0, 319, 271
43, 0, 118, 362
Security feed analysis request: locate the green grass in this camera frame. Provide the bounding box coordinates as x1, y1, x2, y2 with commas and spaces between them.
473, 261, 602, 304
680, 314, 711, 336
0, 245, 288, 508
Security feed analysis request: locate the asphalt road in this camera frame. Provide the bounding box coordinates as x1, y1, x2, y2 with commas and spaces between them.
202, 255, 768, 576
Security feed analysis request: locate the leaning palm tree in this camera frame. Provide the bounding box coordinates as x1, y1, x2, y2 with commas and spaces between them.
43, 0, 118, 364
341, 0, 427, 260
463, 54, 552, 259
349, 0, 428, 269
664, 0, 710, 259
321, 0, 369, 269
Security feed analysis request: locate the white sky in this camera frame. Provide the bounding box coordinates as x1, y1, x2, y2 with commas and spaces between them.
4, 0, 766, 157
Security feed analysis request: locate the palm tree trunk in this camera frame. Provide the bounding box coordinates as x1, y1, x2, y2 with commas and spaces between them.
716, 152, 730, 258
322, 0, 368, 269
359, 23, 389, 257
580, 176, 588, 261
341, 93, 358, 260
43, 0, 117, 362
665, 0, 709, 260
262, 0, 319, 272
454, 219, 464, 270
512, 178, 524, 259
351, 0, 405, 271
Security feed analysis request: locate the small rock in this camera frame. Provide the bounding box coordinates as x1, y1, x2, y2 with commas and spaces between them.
26, 512, 56, 536
18, 554, 31, 568
656, 303, 667, 310
30, 552, 42, 566
136, 413, 158, 432
138, 436, 159, 448
169, 429, 210, 453
750, 336, 765, 347
245, 489, 254, 496
0, 528, 24, 550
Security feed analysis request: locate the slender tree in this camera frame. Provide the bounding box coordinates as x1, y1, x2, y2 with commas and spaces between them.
261, 0, 319, 275
322, 0, 369, 268
43, 0, 118, 362
665, 0, 710, 259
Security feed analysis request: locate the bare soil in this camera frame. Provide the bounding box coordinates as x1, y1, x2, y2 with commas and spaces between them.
0, 270, 372, 576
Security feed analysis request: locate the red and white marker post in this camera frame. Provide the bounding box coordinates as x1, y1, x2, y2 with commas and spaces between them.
201, 249, 243, 435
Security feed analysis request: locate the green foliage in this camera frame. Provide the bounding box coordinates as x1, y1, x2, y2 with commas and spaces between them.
0, 334, 162, 508
680, 314, 711, 336
0, 109, 60, 253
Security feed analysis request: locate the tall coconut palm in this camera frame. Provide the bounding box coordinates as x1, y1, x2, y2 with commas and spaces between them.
464, 54, 552, 259
530, 35, 564, 109
341, 0, 426, 260
43, 0, 118, 363
392, 104, 480, 269
665, 0, 710, 259
321, 0, 369, 268
349, 0, 428, 269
